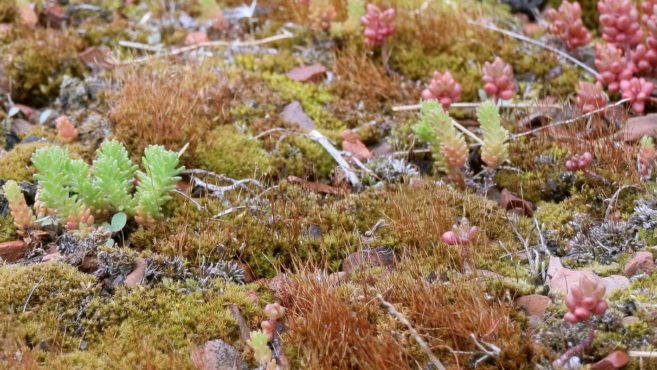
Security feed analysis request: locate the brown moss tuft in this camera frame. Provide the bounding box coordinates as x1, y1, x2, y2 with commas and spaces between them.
284, 277, 408, 369
108, 61, 228, 160
2, 29, 84, 107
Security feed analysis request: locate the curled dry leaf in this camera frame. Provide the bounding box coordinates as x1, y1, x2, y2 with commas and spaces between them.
341, 130, 372, 162
615, 114, 657, 142
287, 64, 327, 83
499, 189, 534, 217
590, 351, 630, 370
0, 240, 28, 262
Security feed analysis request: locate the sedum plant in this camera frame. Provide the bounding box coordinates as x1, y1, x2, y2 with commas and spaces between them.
30, 141, 183, 231
413, 101, 468, 185
134, 146, 185, 225
477, 102, 509, 170
2, 180, 37, 237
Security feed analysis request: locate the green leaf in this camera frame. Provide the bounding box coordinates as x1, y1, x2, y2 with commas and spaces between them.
110, 212, 127, 232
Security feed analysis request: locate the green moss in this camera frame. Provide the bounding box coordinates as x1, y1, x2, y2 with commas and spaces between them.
271, 136, 336, 180
75, 282, 262, 369
2, 29, 84, 106
129, 197, 231, 262
196, 125, 271, 179
235, 51, 299, 74
0, 142, 48, 182
0, 215, 18, 243
263, 73, 344, 131
0, 262, 265, 368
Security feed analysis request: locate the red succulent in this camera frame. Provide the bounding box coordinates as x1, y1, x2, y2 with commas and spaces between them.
421, 71, 462, 109
361, 4, 395, 48
564, 275, 608, 324
441, 218, 479, 246
631, 44, 657, 73
594, 43, 634, 93
565, 151, 593, 172
621, 77, 654, 113
598, 0, 643, 48
481, 57, 515, 102
545, 1, 592, 50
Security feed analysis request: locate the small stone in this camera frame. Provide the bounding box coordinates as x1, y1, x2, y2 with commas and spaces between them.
191, 339, 247, 370
623, 251, 655, 277
124, 258, 146, 287
515, 294, 551, 318
0, 240, 28, 262
286, 64, 327, 83
268, 274, 292, 303
342, 247, 395, 275
280, 101, 314, 132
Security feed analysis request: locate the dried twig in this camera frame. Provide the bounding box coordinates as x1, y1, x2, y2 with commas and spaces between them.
604, 184, 639, 221
116, 29, 294, 65
172, 189, 210, 214
307, 130, 361, 188
469, 21, 599, 77
393, 101, 561, 112
513, 98, 631, 139
376, 294, 446, 370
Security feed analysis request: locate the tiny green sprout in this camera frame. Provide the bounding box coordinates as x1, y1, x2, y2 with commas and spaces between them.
248, 330, 273, 365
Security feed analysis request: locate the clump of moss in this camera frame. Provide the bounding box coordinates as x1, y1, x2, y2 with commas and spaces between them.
196, 125, 271, 179
2, 29, 84, 106
263, 73, 344, 131
129, 197, 231, 262
234, 50, 300, 74
0, 142, 48, 182
73, 282, 262, 368
0, 261, 266, 369
108, 61, 227, 161
271, 136, 336, 180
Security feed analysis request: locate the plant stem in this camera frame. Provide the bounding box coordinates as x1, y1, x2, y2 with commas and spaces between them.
553, 321, 595, 368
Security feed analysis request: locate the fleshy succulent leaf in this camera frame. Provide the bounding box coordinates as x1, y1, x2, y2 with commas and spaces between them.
477, 102, 509, 169
92, 140, 138, 213
134, 145, 184, 224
